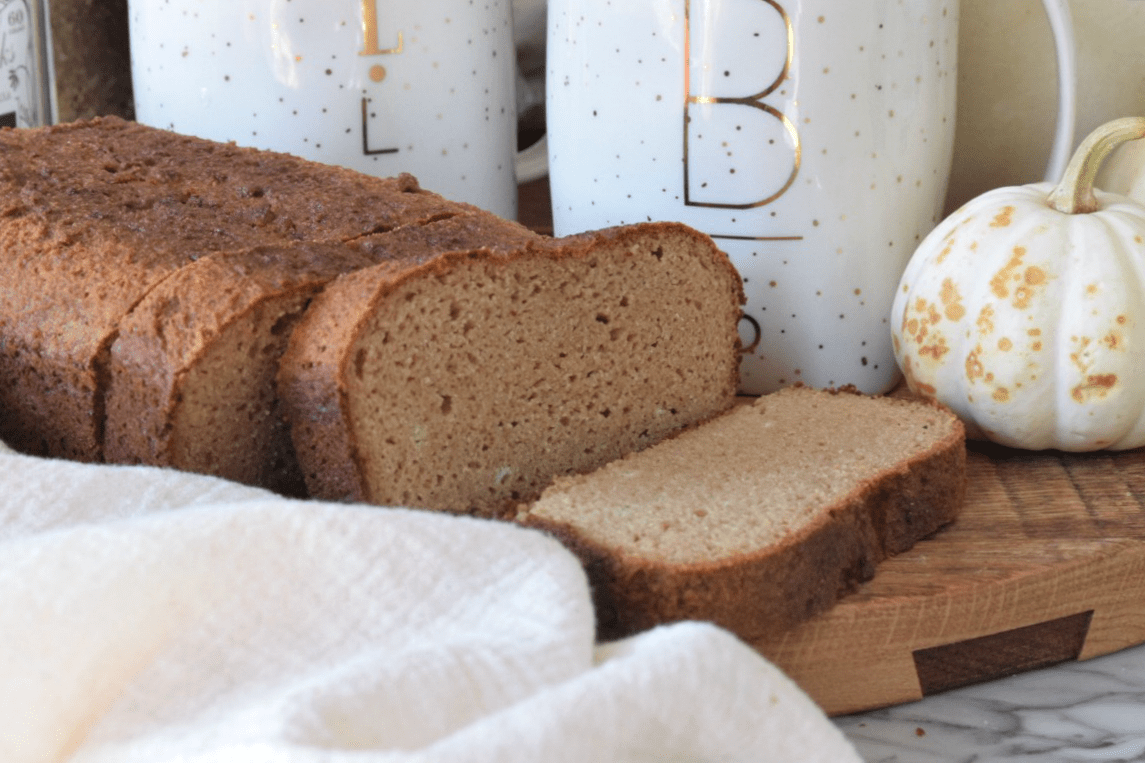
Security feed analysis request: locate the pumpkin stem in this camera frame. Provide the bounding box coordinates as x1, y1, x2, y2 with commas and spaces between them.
1047, 117, 1145, 214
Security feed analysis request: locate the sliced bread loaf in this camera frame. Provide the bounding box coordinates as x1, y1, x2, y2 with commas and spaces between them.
518, 386, 966, 640
277, 222, 745, 518
1, 117, 746, 508
0, 117, 470, 461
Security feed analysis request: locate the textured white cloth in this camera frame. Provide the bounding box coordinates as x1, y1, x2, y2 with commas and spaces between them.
0, 439, 860, 762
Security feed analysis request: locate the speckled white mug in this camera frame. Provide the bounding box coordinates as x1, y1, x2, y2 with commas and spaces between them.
129, 0, 522, 219
547, 0, 1074, 395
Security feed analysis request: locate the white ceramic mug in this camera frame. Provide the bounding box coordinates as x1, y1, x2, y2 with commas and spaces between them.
129, 0, 541, 220
547, 0, 1075, 395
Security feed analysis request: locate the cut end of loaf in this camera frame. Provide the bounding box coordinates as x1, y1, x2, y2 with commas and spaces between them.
104, 244, 383, 495
281, 223, 745, 517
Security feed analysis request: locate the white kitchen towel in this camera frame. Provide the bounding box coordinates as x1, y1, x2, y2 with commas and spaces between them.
0, 443, 860, 762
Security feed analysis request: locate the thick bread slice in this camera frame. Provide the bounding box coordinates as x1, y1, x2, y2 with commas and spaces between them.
277, 222, 745, 518
519, 386, 966, 640
0, 117, 471, 460
104, 244, 381, 495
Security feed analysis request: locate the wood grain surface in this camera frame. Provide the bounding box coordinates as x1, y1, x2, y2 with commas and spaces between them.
516, 180, 1145, 717
752, 441, 1145, 716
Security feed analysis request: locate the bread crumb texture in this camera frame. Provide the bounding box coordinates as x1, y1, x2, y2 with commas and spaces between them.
529, 387, 960, 562
286, 225, 744, 516
522, 386, 966, 639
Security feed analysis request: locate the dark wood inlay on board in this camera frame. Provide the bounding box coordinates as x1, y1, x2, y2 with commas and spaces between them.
913, 610, 1094, 697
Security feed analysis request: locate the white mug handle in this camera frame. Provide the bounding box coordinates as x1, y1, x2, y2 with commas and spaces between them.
1040, 0, 1077, 183
516, 135, 549, 183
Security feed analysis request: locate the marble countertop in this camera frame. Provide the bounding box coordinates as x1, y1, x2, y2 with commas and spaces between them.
833, 641, 1145, 762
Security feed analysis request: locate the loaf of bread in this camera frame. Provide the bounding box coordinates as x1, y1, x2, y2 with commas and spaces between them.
0, 117, 471, 461
0, 117, 745, 513
519, 386, 966, 640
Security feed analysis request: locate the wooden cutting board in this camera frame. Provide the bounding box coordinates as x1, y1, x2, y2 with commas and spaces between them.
750, 440, 1145, 716
515, 179, 1145, 717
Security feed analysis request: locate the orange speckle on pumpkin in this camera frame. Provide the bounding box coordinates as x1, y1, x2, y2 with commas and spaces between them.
1086, 283, 1099, 296
993, 387, 1010, 402
990, 206, 1015, 228
1014, 287, 1035, 309
1117, 315, 1128, 325
1013, 265, 1047, 309
1070, 336, 1093, 374
966, 345, 985, 381
998, 337, 1013, 351
902, 358, 935, 400
990, 246, 1026, 299
1072, 373, 1118, 403
977, 305, 996, 335
940, 278, 966, 321
919, 335, 950, 360
906, 294, 957, 360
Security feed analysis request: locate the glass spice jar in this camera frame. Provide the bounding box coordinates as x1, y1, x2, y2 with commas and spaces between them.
0, 0, 54, 127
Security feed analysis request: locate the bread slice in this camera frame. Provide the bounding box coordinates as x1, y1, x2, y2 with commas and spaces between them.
277, 222, 745, 518
104, 244, 381, 495
0, 117, 470, 461
518, 386, 966, 640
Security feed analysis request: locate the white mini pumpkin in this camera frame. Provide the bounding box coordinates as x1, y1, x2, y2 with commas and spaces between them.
892, 117, 1145, 451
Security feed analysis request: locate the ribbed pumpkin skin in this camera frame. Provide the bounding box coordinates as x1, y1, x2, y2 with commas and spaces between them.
891, 181, 1145, 451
